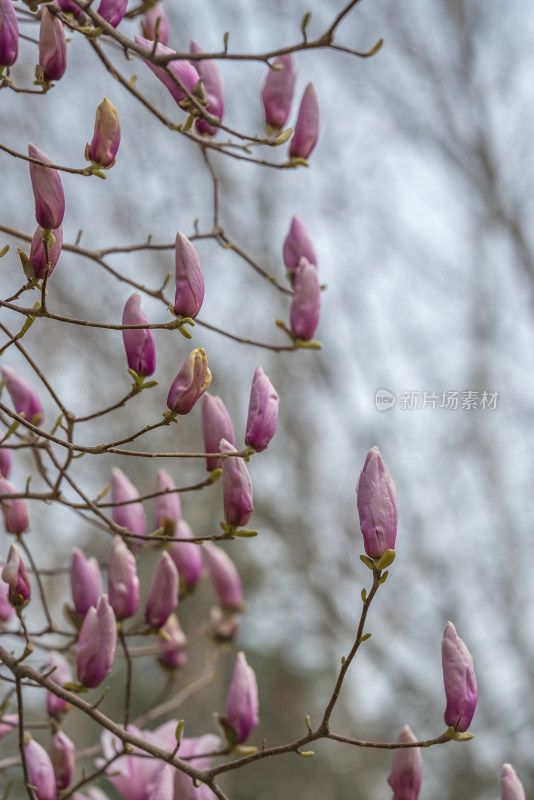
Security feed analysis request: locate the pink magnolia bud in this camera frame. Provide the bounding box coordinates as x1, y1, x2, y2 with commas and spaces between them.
226, 652, 259, 744
202, 393, 235, 471
148, 765, 174, 800
108, 536, 139, 620
0, 562, 15, 622
387, 725, 423, 800
96, 0, 127, 28
245, 367, 279, 452
0, 477, 29, 534
0, 713, 18, 740
2, 365, 44, 424
203, 542, 243, 610
190, 41, 224, 136
30, 225, 63, 280
167, 348, 212, 415
50, 730, 75, 790
154, 469, 181, 532
442, 621, 477, 732
168, 518, 203, 591
77, 594, 117, 688
289, 82, 319, 160
220, 439, 253, 527
111, 467, 147, 552
25, 738, 56, 800
501, 764, 526, 800
141, 1, 169, 45
0, 0, 19, 67
121, 293, 156, 377
70, 548, 103, 618
0, 434, 11, 478
135, 37, 201, 106
283, 217, 316, 273
46, 651, 73, 717
261, 54, 297, 132
289, 257, 320, 341
56, 0, 83, 18
174, 232, 205, 318
2, 543, 30, 608
145, 552, 179, 630
157, 613, 187, 670
86, 98, 121, 168
39, 5, 67, 82
356, 446, 398, 558
28, 144, 65, 230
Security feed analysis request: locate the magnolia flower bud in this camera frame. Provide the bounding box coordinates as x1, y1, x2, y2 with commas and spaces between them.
501, 764, 526, 800
226, 652, 259, 744
56, 0, 83, 17
2, 365, 44, 424
86, 98, 121, 168
0, 434, 11, 478
46, 652, 73, 717
220, 439, 253, 527
111, 468, 147, 552
135, 37, 201, 106
167, 348, 211, 415
173, 232, 205, 318
25, 738, 56, 800
30, 225, 63, 280
50, 730, 75, 790
0, 0, 19, 67
39, 5, 67, 82
289, 257, 321, 341
356, 446, 398, 558
0, 714, 18, 740
261, 54, 297, 132
387, 725, 423, 800
157, 613, 187, 670
77, 594, 117, 688
2, 543, 30, 609
289, 83, 319, 160
168, 518, 203, 591
245, 367, 279, 452
28, 144, 65, 230
96, 0, 127, 27
0, 477, 29, 534
108, 536, 139, 620
141, 1, 169, 45
203, 542, 243, 610
442, 622, 477, 732
145, 552, 179, 630
154, 469, 181, 533
0, 563, 15, 622
202, 393, 235, 471
121, 293, 156, 377
283, 217, 317, 273
70, 548, 103, 618
190, 40, 224, 136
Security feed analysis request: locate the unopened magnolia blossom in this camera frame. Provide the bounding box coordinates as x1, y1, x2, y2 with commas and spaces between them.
39, 4, 67, 82
387, 725, 423, 800
86, 97, 121, 168
245, 367, 279, 452
289, 82, 319, 160
167, 348, 212, 415
0, 0, 19, 67
442, 621, 477, 732
356, 446, 398, 558
261, 53, 297, 132
76, 595, 117, 688
201, 393, 235, 471
28, 144, 65, 230
225, 651, 259, 744
1, 365, 44, 424
0, 477, 29, 534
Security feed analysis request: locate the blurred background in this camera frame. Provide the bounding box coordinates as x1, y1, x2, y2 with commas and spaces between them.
1, 0, 533, 798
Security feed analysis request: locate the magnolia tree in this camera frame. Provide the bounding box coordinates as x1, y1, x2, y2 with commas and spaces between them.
0, 1, 526, 799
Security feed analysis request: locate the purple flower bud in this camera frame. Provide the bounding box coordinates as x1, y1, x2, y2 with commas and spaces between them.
387, 725, 423, 800
50, 730, 75, 790
167, 348, 212, 415
203, 542, 243, 610
502, 764, 526, 800
145, 552, 179, 630
141, 2, 169, 45
111, 468, 147, 552
157, 613, 187, 670
2, 365, 44, 424
77, 594, 117, 688
86, 98, 121, 168
70, 548, 103, 618
2, 543, 30, 608
173, 232, 205, 319
108, 536, 139, 620
46, 652, 73, 717
442, 621, 477, 732
28, 144, 65, 230
121, 293, 156, 377
289, 257, 321, 341
289, 82, 319, 160
202, 393, 235, 471
96, 0, 127, 27
190, 41, 224, 136
0, 477, 29, 534
226, 652, 259, 744
356, 446, 398, 558
148, 765, 174, 800
245, 367, 279, 452
167, 518, 203, 591
261, 54, 297, 132
154, 469, 181, 532
135, 37, 201, 106
30, 225, 63, 280
283, 217, 317, 273
25, 738, 56, 800
0, 434, 11, 478
39, 5, 67, 82
0, 0, 19, 67
220, 439, 253, 527
0, 562, 15, 622
0, 713, 18, 740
